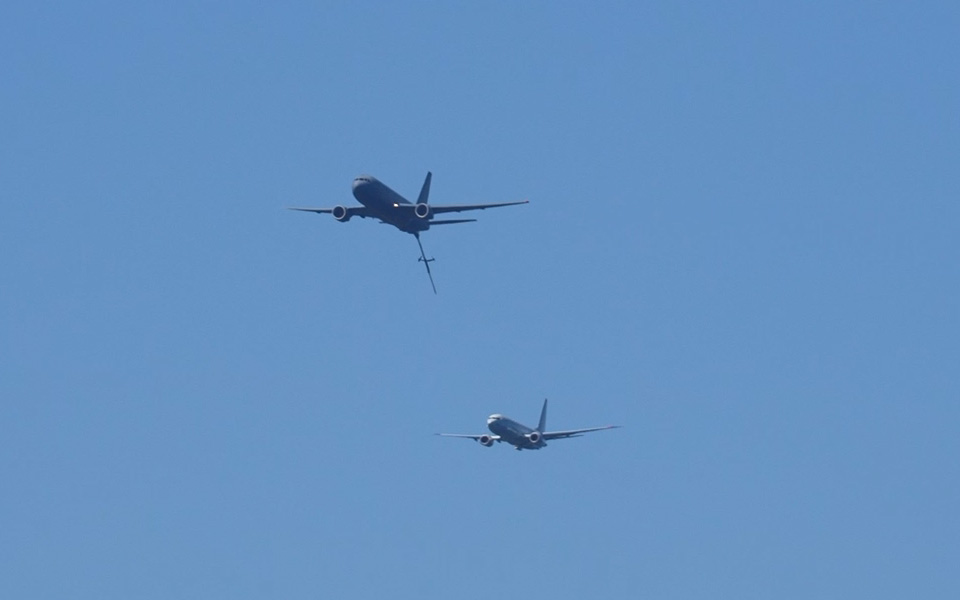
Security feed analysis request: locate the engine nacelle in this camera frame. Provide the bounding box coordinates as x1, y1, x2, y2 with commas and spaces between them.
527, 432, 541, 445
478, 435, 495, 447
414, 202, 431, 219
332, 205, 351, 222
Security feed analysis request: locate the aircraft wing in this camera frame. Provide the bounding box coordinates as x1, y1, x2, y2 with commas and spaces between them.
436, 433, 501, 441
542, 425, 620, 441
428, 200, 529, 214
287, 206, 373, 218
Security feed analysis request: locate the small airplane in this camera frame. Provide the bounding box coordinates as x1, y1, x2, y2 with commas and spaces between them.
289, 172, 528, 293
437, 399, 619, 451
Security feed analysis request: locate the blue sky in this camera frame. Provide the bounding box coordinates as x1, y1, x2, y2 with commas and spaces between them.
2, 2, 958, 598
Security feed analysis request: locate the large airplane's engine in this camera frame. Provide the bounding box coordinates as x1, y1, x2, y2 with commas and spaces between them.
332, 205, 351, 222
526, 432, 541, 445
414, 203, 431, 219
478, 435, 495, 447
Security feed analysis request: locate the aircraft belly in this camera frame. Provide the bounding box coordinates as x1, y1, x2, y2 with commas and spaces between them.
353, 188, 389, 211
489, 420, 536, 448
353, 186, 429, 233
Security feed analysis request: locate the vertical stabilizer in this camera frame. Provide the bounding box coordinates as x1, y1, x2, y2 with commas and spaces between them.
417, 171, 432, 205
537, 398, 548, 432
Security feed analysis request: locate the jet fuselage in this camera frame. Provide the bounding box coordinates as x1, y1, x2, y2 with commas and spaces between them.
487, 414, 545, 450
351, 174, 426, 234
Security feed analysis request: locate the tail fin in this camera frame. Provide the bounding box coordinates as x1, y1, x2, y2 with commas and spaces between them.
537, 398, 548, 432
417, 171, 432, 205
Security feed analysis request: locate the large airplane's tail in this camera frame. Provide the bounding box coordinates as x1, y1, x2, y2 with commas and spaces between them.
537, 398, 548, 432
417, 171, 432, 205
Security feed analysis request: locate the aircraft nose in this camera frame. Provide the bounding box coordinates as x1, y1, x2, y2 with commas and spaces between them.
352, 175, 375, 191
351, 177, 369, 201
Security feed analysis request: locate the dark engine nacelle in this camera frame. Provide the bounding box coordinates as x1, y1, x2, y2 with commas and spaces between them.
526, 432, 542, 445
414, 203, 431, 219
478, 435, 495, 447
332, 205, 351, 222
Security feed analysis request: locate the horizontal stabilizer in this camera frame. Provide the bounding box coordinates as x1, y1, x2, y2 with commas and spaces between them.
430, 219, 477, 225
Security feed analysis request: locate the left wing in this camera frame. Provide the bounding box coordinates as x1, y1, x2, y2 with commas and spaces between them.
542, 425, 620, 441
287, 206, 374, 219
429, 200, 529, 215
436, 433, 501, 441
288, 207, 335, 214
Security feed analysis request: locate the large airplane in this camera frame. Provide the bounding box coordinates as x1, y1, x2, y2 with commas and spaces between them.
289, 172, 528, 293
438, 399, 619, 451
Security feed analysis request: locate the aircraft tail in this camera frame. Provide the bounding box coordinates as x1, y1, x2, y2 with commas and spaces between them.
537, 398, 548, 432
417, 171, 432, 205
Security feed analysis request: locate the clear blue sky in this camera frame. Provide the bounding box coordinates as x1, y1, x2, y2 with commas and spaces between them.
2, 2, 958, 598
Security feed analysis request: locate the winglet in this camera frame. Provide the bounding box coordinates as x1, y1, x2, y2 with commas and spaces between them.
537, 398, 548, 432
417, 171, 432, 205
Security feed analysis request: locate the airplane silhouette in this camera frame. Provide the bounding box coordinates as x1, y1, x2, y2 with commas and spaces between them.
438, 399, 619, 451
290, 172, 528, 293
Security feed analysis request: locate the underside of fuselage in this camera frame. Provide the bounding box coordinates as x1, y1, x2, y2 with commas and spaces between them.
352, 175, 429, 234
488, 417, 545, 450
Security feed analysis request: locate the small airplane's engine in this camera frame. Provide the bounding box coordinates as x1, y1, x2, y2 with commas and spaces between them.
526, 432, 541, 445
414, 202, 431, 219
332, 205, 351, 222
478, 435, 495, 447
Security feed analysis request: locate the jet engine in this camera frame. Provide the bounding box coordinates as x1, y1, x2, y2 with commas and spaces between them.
478, 435, 495, 447
414, 202, 431, 219
526, 432, 542, 445
332, 205, 351, 222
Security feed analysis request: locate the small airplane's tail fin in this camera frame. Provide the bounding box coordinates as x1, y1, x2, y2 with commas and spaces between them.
417, 171, 432, 205
414, 233, 437, 294
537, 398, 548, 432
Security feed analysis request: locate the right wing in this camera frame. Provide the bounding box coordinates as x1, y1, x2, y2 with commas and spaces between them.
542, 425, 620, 441
429, 200, 529, 214
436, 433, 501, 441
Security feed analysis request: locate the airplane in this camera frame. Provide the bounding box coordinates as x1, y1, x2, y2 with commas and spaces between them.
289, 172, 528, 293
437, 399, 619, 451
